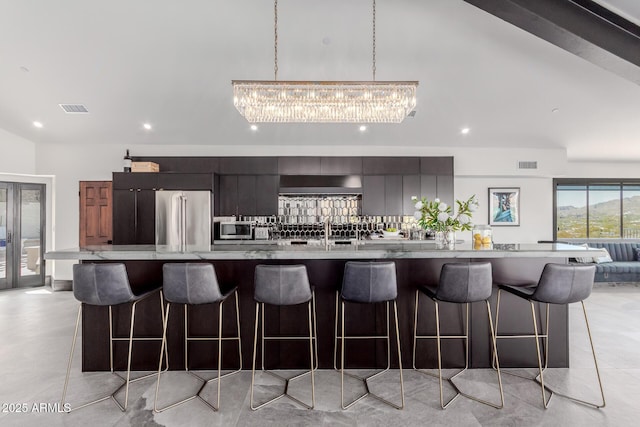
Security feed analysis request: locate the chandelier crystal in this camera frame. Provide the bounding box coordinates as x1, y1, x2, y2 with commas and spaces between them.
232, 80, 418, 123
232, 0, 418, 124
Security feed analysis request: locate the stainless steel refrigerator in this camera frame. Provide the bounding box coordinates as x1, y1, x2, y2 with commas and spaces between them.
155, 190, 212, 251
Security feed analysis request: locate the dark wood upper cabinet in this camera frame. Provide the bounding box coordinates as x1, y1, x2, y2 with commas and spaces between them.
420, 157, 454, 175
402, 175, 421, 215
255, 175, 279, 215
112, 172, 158, 190
384, 175, 403, 215
278, 157, 321, 175
362, 175, 385, 216
420, 175, 437, 200
156, 173, 214, 191
363, 157, 420, 174
134, 157, 219, 173
220, 157, 278, 174
218, 175, 239, 216
319, 157, 363, 175
436, 175, 454, 208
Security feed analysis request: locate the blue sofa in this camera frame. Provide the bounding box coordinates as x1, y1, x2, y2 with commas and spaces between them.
570, 241, 640, 282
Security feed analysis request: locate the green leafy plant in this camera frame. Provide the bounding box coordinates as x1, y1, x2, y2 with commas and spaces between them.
411, 195, 478, 232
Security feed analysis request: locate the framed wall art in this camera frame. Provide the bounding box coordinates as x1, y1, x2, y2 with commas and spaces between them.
488, 187, 520, 226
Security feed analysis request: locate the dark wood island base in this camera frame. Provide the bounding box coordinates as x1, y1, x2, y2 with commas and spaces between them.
78, 256, 571, 372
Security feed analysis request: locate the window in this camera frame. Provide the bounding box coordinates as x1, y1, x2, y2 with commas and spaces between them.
554, 179, 640, 239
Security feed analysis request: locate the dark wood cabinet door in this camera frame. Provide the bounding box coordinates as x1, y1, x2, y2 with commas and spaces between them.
420, 157, 454, 175
237, 175, 257, 216
402, 175, 421, 215
156, 173, 213, 190
135, 190, 156, 244
436, 175, 454, 208
79, 181, 112, 247
220, 157, 278, 174
362, 175, 385, 215
278, 157, 321, 175
363, 157, 420, 174
384, 175, 403, 215
255, 175, 279, 215
319, 157, 363, 175
112, 172, 158, 190
218, 175, 239, 216
420, 175, 437, 201
112, 189, 136, 244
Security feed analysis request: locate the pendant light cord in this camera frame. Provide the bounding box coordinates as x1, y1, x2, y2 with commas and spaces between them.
373, 0, 376, 81
274, 0, 279, 80
274, 0, 377, 81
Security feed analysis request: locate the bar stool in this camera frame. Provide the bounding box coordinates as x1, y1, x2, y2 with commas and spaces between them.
251, 264, 317, 410
154, 263, 242, 412
335, 261, 404, 410
412, 262, 504, 409
495, 263, 605, 409
62, 263, 167, 411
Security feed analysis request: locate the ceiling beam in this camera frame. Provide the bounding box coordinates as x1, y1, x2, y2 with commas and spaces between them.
463, 0, 640, 85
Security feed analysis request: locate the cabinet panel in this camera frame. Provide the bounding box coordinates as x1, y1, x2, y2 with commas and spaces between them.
436, 175, 454, 208
420, 157, 454, 175
218, 175, 238, 216
220, 157, 278, 174
420, 175, 437, 201
112, 190, 136, 244
362, 175, 385, 215
385, 175, 403, 215
237, 176, 257, 216
135, 190, 156, 244
255, 175, 279, 215
112, 173, 158, 190
278, 157, 321, 175
319, 157, 363, 175
156, 173, 213, 190
402, 175, 421, 215
363, 157, 420, 174
112, 189, 155, 244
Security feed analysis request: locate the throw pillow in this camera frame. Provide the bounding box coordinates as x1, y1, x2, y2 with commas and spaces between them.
593, 247, 613, 264
574, 243, 594, 263
635, 247, 640, 261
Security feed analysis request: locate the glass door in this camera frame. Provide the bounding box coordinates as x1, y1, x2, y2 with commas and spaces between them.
0, 182, 45, 289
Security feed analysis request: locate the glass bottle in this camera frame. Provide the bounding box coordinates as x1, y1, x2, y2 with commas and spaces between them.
123, 149, 132, 172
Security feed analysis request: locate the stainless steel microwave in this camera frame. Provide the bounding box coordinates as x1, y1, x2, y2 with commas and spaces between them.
219, 221, 254, 240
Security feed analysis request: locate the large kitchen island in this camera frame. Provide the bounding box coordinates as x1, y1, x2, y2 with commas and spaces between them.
45, 242, 602, 372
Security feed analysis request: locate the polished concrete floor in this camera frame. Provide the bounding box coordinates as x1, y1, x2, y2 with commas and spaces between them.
0, 283, 639, 426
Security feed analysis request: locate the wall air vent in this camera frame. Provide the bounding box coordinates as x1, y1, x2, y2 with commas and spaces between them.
59, 104, 89, 114
518, 161, 538, 169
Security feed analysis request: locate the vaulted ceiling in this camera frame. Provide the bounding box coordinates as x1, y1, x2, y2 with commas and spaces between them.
1, 0, 639, 161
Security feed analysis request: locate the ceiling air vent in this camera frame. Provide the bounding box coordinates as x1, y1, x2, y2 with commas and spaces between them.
518, 161, 538, 170
59, 104, 89, 114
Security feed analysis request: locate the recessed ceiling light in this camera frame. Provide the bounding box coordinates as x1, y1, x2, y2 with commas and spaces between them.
461, 127, 470, 135
143, 123, 152, 130
250, 124, 258, 131
359, 125, 367, 132
33, 121, 43, 128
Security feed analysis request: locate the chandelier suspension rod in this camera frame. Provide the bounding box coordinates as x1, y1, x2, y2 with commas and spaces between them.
274, 0, 279, 80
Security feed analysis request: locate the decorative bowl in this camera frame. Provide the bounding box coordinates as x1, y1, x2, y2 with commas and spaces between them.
381, 230, 401, 237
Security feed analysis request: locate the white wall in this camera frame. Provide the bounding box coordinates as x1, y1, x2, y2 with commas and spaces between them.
33, 142, 640, 280
0, 128, 36, 174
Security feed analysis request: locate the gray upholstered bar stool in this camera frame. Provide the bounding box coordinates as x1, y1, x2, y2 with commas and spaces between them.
413, 262, 504, 409
251, 264, 317, 410
62, 263, 167, 412
154, 263, 242, 413
495, 263, 605, 409
335, 261, 404, 410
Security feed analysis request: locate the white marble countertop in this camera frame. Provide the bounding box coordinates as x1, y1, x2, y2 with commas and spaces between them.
44, 242, 605, 261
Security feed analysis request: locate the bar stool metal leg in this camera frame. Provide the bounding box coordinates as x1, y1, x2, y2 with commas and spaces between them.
154, 290, 242, 413
250, 295, 316, 410
414, 289, 504, 409
494, 263, 605, 410
63, 290, 167, 412
339, 299, 404, 410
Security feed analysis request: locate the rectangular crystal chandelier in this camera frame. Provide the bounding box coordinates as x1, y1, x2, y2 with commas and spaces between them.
232, 80, 418, 123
